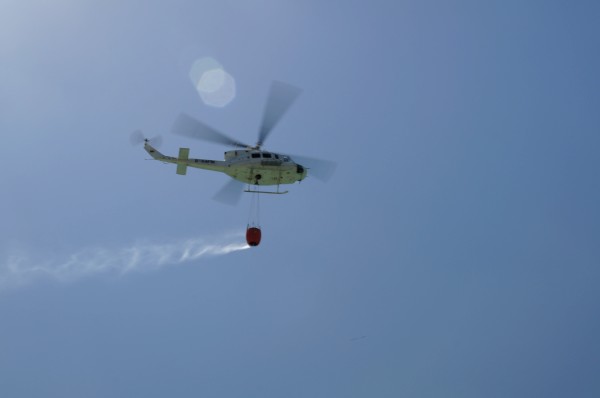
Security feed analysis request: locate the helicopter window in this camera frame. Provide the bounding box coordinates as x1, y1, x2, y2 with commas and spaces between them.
263, 153, 272, 158
251, 153, 260, 158
282, 156, 290, 162
274, 154, 279, 159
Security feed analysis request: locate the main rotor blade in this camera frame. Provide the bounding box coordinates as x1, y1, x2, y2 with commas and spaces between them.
291, 154, 337, 182
172, 113, 250, 149
257, 81, 302, 148
213, 179, 245, 206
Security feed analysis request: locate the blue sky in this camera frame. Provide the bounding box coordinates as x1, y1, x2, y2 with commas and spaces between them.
1, 1, 600, 397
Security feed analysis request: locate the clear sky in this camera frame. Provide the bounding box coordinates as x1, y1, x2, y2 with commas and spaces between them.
1, 1, 600, 397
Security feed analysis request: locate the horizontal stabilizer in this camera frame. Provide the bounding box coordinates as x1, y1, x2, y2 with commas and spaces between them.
177, 147, 190, 175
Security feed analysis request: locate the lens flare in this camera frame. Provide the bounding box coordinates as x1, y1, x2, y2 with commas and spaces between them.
189, 57, 236, 107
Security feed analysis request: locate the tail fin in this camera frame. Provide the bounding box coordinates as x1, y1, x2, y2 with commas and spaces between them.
143, 143, 194, 176
144, 141, 166, 160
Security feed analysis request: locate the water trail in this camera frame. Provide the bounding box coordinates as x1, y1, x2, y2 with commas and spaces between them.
0, 233, 250, 291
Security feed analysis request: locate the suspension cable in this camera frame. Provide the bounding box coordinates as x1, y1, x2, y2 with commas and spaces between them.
247, 187, 261, 228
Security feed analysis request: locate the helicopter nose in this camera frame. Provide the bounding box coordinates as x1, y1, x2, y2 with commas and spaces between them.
296, 164, 306, 181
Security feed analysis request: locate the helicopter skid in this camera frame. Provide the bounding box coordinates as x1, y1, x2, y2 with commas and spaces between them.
244, 188, 288, 195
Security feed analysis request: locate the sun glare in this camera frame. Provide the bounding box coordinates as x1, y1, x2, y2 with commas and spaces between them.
189, 56, 236, 108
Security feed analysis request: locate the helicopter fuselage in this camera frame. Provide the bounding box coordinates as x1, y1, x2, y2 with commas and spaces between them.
145, 143, 306, 186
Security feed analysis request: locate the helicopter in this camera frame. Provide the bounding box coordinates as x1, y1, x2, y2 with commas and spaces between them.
134, 81, 336, 205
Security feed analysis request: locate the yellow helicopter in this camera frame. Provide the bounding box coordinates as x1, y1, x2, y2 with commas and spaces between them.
133, 81, 336, 205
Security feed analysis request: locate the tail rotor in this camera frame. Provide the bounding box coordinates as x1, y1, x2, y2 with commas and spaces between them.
130, 130, 162, 148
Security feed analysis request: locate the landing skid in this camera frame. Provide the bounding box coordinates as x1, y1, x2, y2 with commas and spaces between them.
245, 185, 288, 195
244, 190, 288, 195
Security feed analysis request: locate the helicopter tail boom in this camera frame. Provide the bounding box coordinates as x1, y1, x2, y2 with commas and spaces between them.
144, 142, 228, 175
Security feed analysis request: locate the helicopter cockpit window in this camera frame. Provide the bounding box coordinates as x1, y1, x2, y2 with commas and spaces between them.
282, 156, 290, 162
251, 153, 260, 158
263, 153, 272, 158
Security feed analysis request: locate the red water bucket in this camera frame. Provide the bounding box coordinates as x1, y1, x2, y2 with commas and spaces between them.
246, 227, 261, 247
